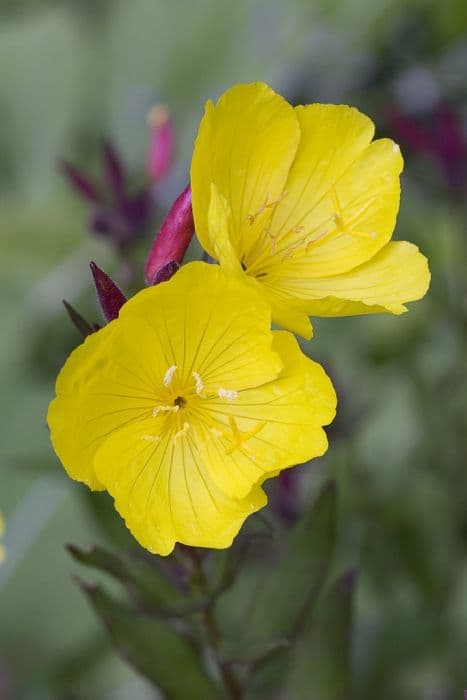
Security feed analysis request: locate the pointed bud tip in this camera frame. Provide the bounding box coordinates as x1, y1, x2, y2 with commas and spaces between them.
89, 262, 127, 322
62, 299, 95, 337
147, 104, 170, 128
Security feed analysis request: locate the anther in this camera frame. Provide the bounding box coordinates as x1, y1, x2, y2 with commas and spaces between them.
174, 422, 190, 440
192, 371, 205, 395
163, 365, 178, 387
141, 434, 161, 443
153, 404, 179, 416
218, 387, 238, 401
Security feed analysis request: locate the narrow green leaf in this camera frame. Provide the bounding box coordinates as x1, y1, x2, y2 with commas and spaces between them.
68, 543, 220, 620
287, 570, 356, 700
79, 582, 219, 699
245, 481, 338, 641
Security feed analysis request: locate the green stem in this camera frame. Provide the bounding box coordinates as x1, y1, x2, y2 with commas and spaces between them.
185, 549, 243, 700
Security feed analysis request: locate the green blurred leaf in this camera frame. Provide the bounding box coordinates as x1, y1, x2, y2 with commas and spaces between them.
287, 570, 355, 700
68, 544, 213, 617
245, 481, 338, 641
79, 581, 219, 699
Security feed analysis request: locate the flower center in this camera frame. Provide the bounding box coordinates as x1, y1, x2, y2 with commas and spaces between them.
148, 365, 265, 454
174, 395, 186, 409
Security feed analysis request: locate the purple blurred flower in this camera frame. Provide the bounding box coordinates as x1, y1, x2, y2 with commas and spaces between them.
389, 102, 467, 194
146, 105, 175, 183
60, 139, 154, 255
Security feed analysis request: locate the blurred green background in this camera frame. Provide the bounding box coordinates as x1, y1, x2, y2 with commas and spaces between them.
0, 1, 466, 698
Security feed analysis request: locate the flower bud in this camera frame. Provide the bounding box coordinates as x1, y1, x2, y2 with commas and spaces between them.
102, 139, 126, 202
63, 300, 99, 337
90, 262, 127, 322
60, 160, 101, 203
144, 184, 194, 285
153, 260, 180, 285
146, 105, 174, 182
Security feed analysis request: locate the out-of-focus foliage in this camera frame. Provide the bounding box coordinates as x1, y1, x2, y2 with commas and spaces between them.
0, 0, 466, 698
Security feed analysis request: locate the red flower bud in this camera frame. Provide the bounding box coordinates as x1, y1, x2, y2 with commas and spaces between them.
90, 261, 127, 322
153, 260, 180, 285
146, 105, 174, 182
144, 184, 194, 285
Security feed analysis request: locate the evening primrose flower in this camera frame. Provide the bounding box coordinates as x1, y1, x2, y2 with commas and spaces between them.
48, 263, 336, 556
191, 82, 430, 338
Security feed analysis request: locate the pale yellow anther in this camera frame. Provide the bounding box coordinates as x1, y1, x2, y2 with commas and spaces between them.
153, 404, 179, 416
192, 371, 205, 395
163, 365, 178, 387
174, 422, 190, 440
141, 434, 161, 443
218, 387, 238, 401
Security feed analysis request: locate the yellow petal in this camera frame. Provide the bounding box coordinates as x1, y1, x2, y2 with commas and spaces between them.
246, 103, 376, 271
246, 116, 403, 278
256, 283, 313, 339
298, 241, 430, 316
94, 418, 267, 555
119, 262, 282, 394
191, 82, 300, 261
207, 183, 243, 275
47, 322, 158, 490
197, 331, 337, 499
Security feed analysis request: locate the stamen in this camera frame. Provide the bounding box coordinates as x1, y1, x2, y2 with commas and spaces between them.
141, 434, 160, 443
263, 226, 278, 254
163, 365, 178, 387
192, 371, 205, 395
174, 422, 190, 440
281, 237, 307, 260
153, 404, 179, 416
198, 426, 225, 452
218, 387, 238, 401
247, 192, 288, 225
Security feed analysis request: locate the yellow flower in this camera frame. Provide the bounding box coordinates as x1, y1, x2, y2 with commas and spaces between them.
48, 263, 336, 555
191, 82, 430, 338
0, 512, 5, 564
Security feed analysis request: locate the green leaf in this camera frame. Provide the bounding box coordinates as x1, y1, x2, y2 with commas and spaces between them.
245, 481, 338, 641
287, 571, 356, 700
68, 543, 217, 620
79, 581, 219, 699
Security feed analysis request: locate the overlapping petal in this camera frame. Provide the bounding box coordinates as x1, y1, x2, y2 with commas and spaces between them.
195, 331, 337, 499
47, 322, 157, 490
191, 82, 300, 260
282, 241, 431, 316
190, 83, 430, 335
94, 418, 267, 556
